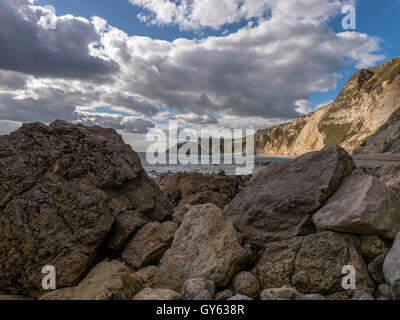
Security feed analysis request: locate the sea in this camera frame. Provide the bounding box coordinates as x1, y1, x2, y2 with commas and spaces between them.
138, 153, 290, 177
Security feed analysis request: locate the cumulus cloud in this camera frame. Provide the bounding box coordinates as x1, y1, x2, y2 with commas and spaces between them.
0, 0, 385, 138
130, 0, 272, 30
129, 0, 355, 30
77, 112, 155, 134
100, 16, 383, 120
0, 0, 118, 80
0, 71, 28, 90
175, 113, 219, 125
295, 100, 312, 115
0, 92, 77, 123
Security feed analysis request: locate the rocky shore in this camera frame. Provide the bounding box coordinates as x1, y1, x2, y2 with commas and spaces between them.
0, 121, 399, 301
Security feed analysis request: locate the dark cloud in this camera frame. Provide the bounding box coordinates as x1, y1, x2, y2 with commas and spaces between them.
0, 92, 76, 123
77, 113, 155, 134
175, 113, 219, 125
0, 71, 27, 90
0, 91, 155, 134
109, 21, 382, 120
0, 0, 119, 81
0, 0, 384, 135
104, 93, 159, 116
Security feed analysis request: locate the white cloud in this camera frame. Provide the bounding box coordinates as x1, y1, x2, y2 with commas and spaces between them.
295, 100, 312, 115
129, 0, 271, 30
0, 0, 385, 139
129, 0, 356, 31
98, 15, 383, 120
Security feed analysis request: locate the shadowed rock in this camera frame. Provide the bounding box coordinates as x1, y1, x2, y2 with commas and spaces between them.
383, 232, 400, 299
313, 170, 400, 240
224, 143, 355, 246
151, 204, 250, 292
0, 120, 171, 297
252, 231, 374, 300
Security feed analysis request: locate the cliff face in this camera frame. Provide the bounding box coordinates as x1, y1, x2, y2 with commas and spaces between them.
254, 57, 400, 157
354, 107, 400, 155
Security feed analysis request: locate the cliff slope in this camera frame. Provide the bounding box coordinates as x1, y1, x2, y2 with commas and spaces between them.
254, 57, 400, 157
354, 107, 400, 155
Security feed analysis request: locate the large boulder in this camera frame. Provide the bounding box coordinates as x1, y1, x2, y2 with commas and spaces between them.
252, 232, 374, 300
313, 170, 400, 240
39, 260, 137, 300
383, 232, 400, 299
172, 191, 228, 223
155, 172, 249, 208
224, 143, 355, 246
122, 221, 177, 270
151, 204, 250, 292
0, 121, 172, 297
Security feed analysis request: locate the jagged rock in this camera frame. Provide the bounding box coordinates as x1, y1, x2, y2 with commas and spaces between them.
357, 69, 375, 88
359, 235, 391, 263
40, 260, 136, 300
352, 291, 375, 300
133, 288, 181, 300
224, 144, 355, 246
215, 290, 234, 301
228, 294, 253, 300
378, 164, 400, 194
253, 232, 374, 300
313, 170, 400, 240
172, 191, 228, 223
260, 286, 302, 300
355, 106, 400, 155
0, 121, 172, 297
104, 211, 147, 251
151, 204, 250, 292
181, 278, 215, 301
131, 266, 159, 290
374, 284, 393, 300
155, 172, 249, 208
122, 222, 177, 270
383, 232, 400, 299
232, 272, 260, 299
368, 254, 387, 284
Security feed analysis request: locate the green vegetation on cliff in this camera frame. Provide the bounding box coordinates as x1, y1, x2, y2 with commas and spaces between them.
323, 123, 352, 145
363, 57, 400, 92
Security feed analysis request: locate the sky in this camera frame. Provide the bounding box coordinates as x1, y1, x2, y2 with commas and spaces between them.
0, 0, 399, 151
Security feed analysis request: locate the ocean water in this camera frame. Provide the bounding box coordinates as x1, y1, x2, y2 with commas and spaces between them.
138, 153, 290, 176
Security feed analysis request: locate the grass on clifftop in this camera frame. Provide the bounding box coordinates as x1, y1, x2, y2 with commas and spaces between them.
363, 57, 400, 92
